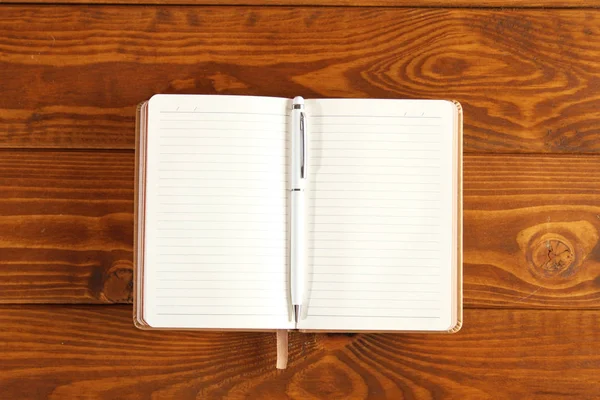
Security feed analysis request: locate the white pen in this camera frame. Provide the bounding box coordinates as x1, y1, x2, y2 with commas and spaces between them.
290, 96, 307, 323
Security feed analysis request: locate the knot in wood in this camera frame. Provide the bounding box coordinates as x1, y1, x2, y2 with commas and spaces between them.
102, 260, 134, 303
530, 238, 575, 279
518, 221, 598, 283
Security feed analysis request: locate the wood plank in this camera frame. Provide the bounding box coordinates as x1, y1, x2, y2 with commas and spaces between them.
1, 7, 600, 152
2, 150, 600, 309
0, 306, 599, 399
0, 150, 134, 303
463, 155, 600, 308
0, 0, 597, 6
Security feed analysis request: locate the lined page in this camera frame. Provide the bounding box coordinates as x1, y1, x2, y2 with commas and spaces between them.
143, 95, 294, 330
298, 99, 457, 331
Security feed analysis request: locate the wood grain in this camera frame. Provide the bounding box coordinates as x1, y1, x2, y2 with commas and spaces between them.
2, 150, 600, 309
1, 0, 598, 7
464, 155, 600, 308
1, 306, 599, 399
1, 7, 600, 152
0, 150, 134, 303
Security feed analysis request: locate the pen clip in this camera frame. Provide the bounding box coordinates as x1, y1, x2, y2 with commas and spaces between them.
300, 112, 306, 179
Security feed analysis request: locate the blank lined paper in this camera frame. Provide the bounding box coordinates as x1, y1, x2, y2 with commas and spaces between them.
299, 99, 456, 331
139, 95, 459, 332
143, 95, 294, 329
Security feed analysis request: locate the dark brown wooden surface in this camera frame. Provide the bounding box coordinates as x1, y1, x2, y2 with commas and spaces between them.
1, 306, 600, 400
0, 151, 133, 303
2, 0, 599, 7
2, 2, 600, 399
2, 7, 600, 153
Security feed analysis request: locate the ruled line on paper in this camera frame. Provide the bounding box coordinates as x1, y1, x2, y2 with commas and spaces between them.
306, 214, 437, 219
310, 139, 441, 143
161, 135, 289, 139
307, 289, 440, 293
157, 186, 287, 189
159, 279, 281, 282
310, 122, 440, 126
155, 228, 287, 232
308, 189, 441, 193
160, 144, 289, 149
159, 161, 288, 165
157, 313, 288, 316
306, 256, 439, 260
159, 202, 287, 205
307, 164, 441, 168
310, 132, 439, 137
308, 222, 440, 226
159, 127, 287, 132
308, 247, 440, 251
157, 305, 287, 308
309, 156, 440, 160
308, 197, 440, 201
310, 281, 438, 287
153, 262, 282, 265
155, 286, 286, 290
160, 178, 287, 182
158, 189, 286, 192
159, 111, 290, 116
159, 119, 287, 123
156, 245, 286, 248
309, 194, 441, 197
157, 252, 286, 257
308, 306, 441, 310
309, 180, 440, 185
309, 114, 441, 119
160, 152, 287, 156
158, 271, 286, 274
310, 272, 440, 275
158, 212, 288, 215
305, 315, 440, 319
308, 230, 439, 233
308, 239, 440, 243
309, 280, 439, 284
309, 147, 438, 152
155, 230, 288, 235
157, 296, 288, 299
308, 205, 439, 211
308, 172, 440, 176
306, 264, 440, 268
156, 285, 279, 292
310, 298, 438, 301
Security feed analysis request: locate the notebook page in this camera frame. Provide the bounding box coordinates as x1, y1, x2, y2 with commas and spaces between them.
298, 99, 457, 331
143, 95, 294, 330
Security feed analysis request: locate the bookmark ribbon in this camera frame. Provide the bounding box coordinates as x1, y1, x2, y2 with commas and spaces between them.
276, 330, 288, 369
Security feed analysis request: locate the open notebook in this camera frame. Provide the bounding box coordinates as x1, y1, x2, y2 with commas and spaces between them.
134, 95, 462, 332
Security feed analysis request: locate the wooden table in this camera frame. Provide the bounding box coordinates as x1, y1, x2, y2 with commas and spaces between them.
2, 0, 600, 398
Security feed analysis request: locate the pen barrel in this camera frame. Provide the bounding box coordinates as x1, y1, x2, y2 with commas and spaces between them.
290, 191, 306, 306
